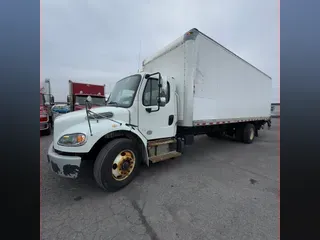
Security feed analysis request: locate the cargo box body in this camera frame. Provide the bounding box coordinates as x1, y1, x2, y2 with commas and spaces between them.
142, 28, 272, 127
69, 81, 105, 97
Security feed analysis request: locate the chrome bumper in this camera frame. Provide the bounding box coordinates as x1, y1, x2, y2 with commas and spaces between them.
40, 121, 49, 131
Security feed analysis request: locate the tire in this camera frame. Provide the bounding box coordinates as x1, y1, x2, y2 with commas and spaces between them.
93, 138, 141, 192
42, 124, 52, 136
235, 126, 244, 142
243, 123, 255, 144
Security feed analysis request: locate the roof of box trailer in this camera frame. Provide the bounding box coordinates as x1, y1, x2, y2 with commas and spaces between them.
69, 80, 105, 87
143, 28, 272, 79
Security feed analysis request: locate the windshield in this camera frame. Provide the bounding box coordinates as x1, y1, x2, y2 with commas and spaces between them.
75, 96, 106, 106
106, 74, 141, 108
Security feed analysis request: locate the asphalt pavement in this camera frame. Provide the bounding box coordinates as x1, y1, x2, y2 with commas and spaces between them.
41, 119, 280, 240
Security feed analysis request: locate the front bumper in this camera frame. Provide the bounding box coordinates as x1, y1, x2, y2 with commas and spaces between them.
47, 143, 82, 179
40, 121, 49, 131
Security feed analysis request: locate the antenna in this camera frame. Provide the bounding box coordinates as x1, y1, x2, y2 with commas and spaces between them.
137, 40, 141, 72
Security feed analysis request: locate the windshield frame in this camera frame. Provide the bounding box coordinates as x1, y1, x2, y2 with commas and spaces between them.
106, 74, 142, 108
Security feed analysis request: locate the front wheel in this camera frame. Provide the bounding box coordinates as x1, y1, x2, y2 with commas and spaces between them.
42, 124, 52, 136
93, 138, 141, 192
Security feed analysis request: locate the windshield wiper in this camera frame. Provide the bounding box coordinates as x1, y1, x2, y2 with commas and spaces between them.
107, 101, 118, 107
85, 101, 93, 136
88, 111, 122, 124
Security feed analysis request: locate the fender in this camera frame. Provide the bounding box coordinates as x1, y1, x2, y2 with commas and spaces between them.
53, 119, 150, 165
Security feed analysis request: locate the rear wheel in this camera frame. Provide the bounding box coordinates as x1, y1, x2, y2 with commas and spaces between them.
243, 123, 256, 144
235, 126, 244, 142
93, 138, 141, 192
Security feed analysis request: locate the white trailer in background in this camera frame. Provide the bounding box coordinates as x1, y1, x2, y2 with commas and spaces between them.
48, 28, 272, 192
271, 103, 280, 117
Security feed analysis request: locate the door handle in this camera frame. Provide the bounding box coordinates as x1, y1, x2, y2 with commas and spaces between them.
145, 106, 160, 113
168, 115, 174, 125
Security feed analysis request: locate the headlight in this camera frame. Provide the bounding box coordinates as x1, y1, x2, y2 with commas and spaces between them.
57, 133, 87, 146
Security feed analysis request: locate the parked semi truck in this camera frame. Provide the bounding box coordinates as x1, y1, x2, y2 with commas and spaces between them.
68, 81, 106, 111
40, 79, 55, 135
48, 28, 272, 192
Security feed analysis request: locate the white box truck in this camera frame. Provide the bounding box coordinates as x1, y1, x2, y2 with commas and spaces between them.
47, 28, 272, 192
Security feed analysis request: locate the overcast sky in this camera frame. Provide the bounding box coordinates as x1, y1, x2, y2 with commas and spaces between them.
42, 0, 279, 102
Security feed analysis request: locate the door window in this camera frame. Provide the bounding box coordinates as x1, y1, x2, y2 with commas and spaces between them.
143, 79, 170, 106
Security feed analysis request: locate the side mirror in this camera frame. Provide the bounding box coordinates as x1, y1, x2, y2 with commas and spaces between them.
158, 97, 166, 107
86, 95, 92, 102
51, 96, 55, 104
85, 96, 92, 109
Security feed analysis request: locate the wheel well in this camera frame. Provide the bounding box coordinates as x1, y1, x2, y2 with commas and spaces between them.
86, 130, 147, 164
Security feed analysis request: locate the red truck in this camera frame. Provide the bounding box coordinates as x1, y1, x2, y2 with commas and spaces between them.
40, 92, 54, 135
68, 80, 106, 111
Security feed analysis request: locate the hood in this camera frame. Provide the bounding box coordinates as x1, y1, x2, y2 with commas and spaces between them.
53, 106, 130, 141
74, 105, 85, 111
74, 104, 102, 111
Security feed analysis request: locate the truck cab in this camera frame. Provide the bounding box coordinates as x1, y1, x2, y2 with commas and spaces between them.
48, 72, 178, 191
40, 92, 55, 135
68, 80, 106, 111
105, 73, 176, 139
71, 94, 106, 111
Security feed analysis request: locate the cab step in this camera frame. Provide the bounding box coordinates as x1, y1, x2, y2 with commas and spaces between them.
149, 151, 182, 163
148, 138, 175, 147
147, 138, 182, 163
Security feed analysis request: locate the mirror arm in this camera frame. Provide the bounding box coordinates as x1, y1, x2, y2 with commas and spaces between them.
145, 72, 162, 80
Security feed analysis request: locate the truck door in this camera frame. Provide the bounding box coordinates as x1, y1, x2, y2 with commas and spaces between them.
138, 77, 176, 140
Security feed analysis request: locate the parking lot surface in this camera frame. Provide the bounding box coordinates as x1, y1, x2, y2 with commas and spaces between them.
41, 119, 280, 240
